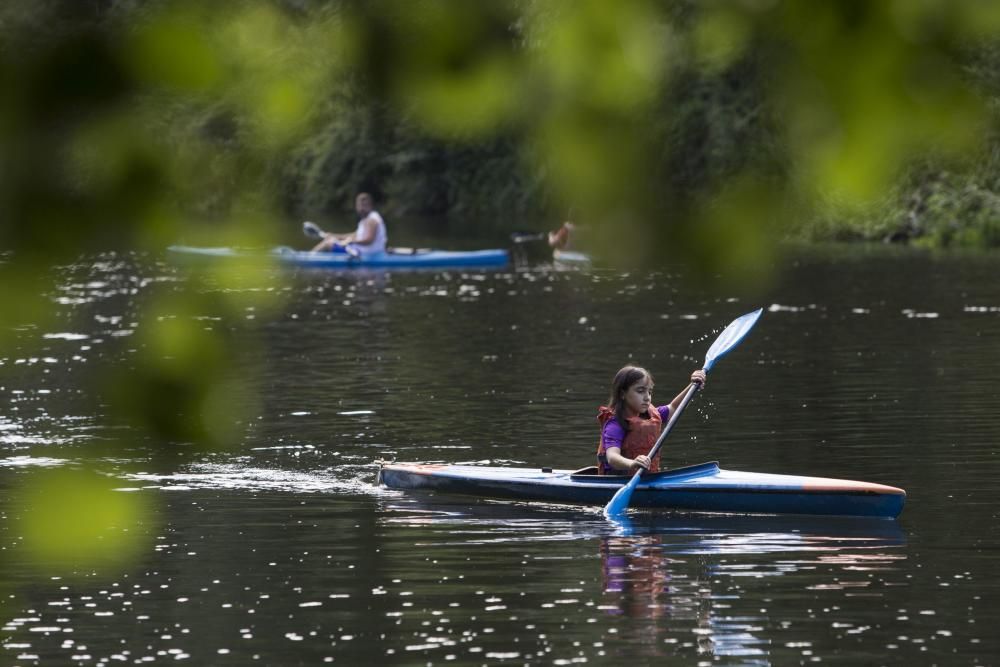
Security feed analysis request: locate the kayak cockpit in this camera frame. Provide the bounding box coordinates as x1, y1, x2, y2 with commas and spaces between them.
569, 461, 721, 483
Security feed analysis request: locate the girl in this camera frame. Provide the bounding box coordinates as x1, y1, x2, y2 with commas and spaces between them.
596, 365, 707, 475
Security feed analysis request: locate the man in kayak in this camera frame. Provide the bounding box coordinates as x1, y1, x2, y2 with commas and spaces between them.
597, 365, 707, 475
310, 192, 388, 256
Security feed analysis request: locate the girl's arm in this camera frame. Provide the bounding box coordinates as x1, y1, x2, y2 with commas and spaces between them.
605, 447, 651, 473
667, 369, 707, 414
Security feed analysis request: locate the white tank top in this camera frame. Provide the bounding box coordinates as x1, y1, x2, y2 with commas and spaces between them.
352, 211, 388, 255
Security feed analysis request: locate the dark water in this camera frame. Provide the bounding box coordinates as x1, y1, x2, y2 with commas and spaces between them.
2, 245, 1000, 665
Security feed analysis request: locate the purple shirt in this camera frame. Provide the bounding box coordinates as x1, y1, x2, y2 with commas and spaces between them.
601, 405, 671, 451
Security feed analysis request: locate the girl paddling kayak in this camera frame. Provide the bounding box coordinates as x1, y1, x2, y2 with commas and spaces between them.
597, 366, 707, 475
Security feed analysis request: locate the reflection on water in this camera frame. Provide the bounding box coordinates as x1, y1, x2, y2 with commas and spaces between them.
2, 247, 1000, 664
374, 497, 908, 665
0, 455, 69, 468
599, 515, 906, 665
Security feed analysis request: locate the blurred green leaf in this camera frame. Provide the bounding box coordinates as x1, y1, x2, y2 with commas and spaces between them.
126, 9, 222, 92
18, 469, 152, 571
401, 52, 521, 138
690, 175, 782, 288
104, 290, 264, 448
693, 7, 751, 72
531, 0, 668, 110
771, 1, 987, 204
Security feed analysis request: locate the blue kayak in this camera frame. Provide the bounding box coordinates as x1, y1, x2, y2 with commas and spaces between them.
167, 245, 510, 269
377, 461, 906, 519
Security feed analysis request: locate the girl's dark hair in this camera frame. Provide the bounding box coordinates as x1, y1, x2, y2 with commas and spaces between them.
606, 365, 653, 431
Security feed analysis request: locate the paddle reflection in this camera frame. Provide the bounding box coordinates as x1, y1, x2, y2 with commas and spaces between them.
377, 496, 907, 663
599, 514, 907, 664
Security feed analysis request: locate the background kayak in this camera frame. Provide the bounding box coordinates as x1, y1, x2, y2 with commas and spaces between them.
378, 461, 907, 519
167, 244, 511, 269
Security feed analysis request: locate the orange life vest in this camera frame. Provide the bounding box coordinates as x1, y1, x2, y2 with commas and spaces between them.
596, 406, 663, 475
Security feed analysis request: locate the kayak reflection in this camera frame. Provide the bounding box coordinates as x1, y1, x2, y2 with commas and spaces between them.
377, 495, 907, 663
378, 492, 907, 551
599, 514, 906, 663
606, 513, 907, 548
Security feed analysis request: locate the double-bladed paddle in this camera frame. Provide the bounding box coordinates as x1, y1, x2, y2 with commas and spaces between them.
303, 220, 362, 257
603, 308, 764, 519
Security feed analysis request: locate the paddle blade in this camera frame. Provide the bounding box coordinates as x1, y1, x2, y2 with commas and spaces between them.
603, 472, 642, 518
302, 221, 325, 240
704, 308, 763, 372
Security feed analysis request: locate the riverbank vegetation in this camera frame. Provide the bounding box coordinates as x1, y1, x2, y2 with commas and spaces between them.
4, 1, 1000, 263
271, 2, 1000, 255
